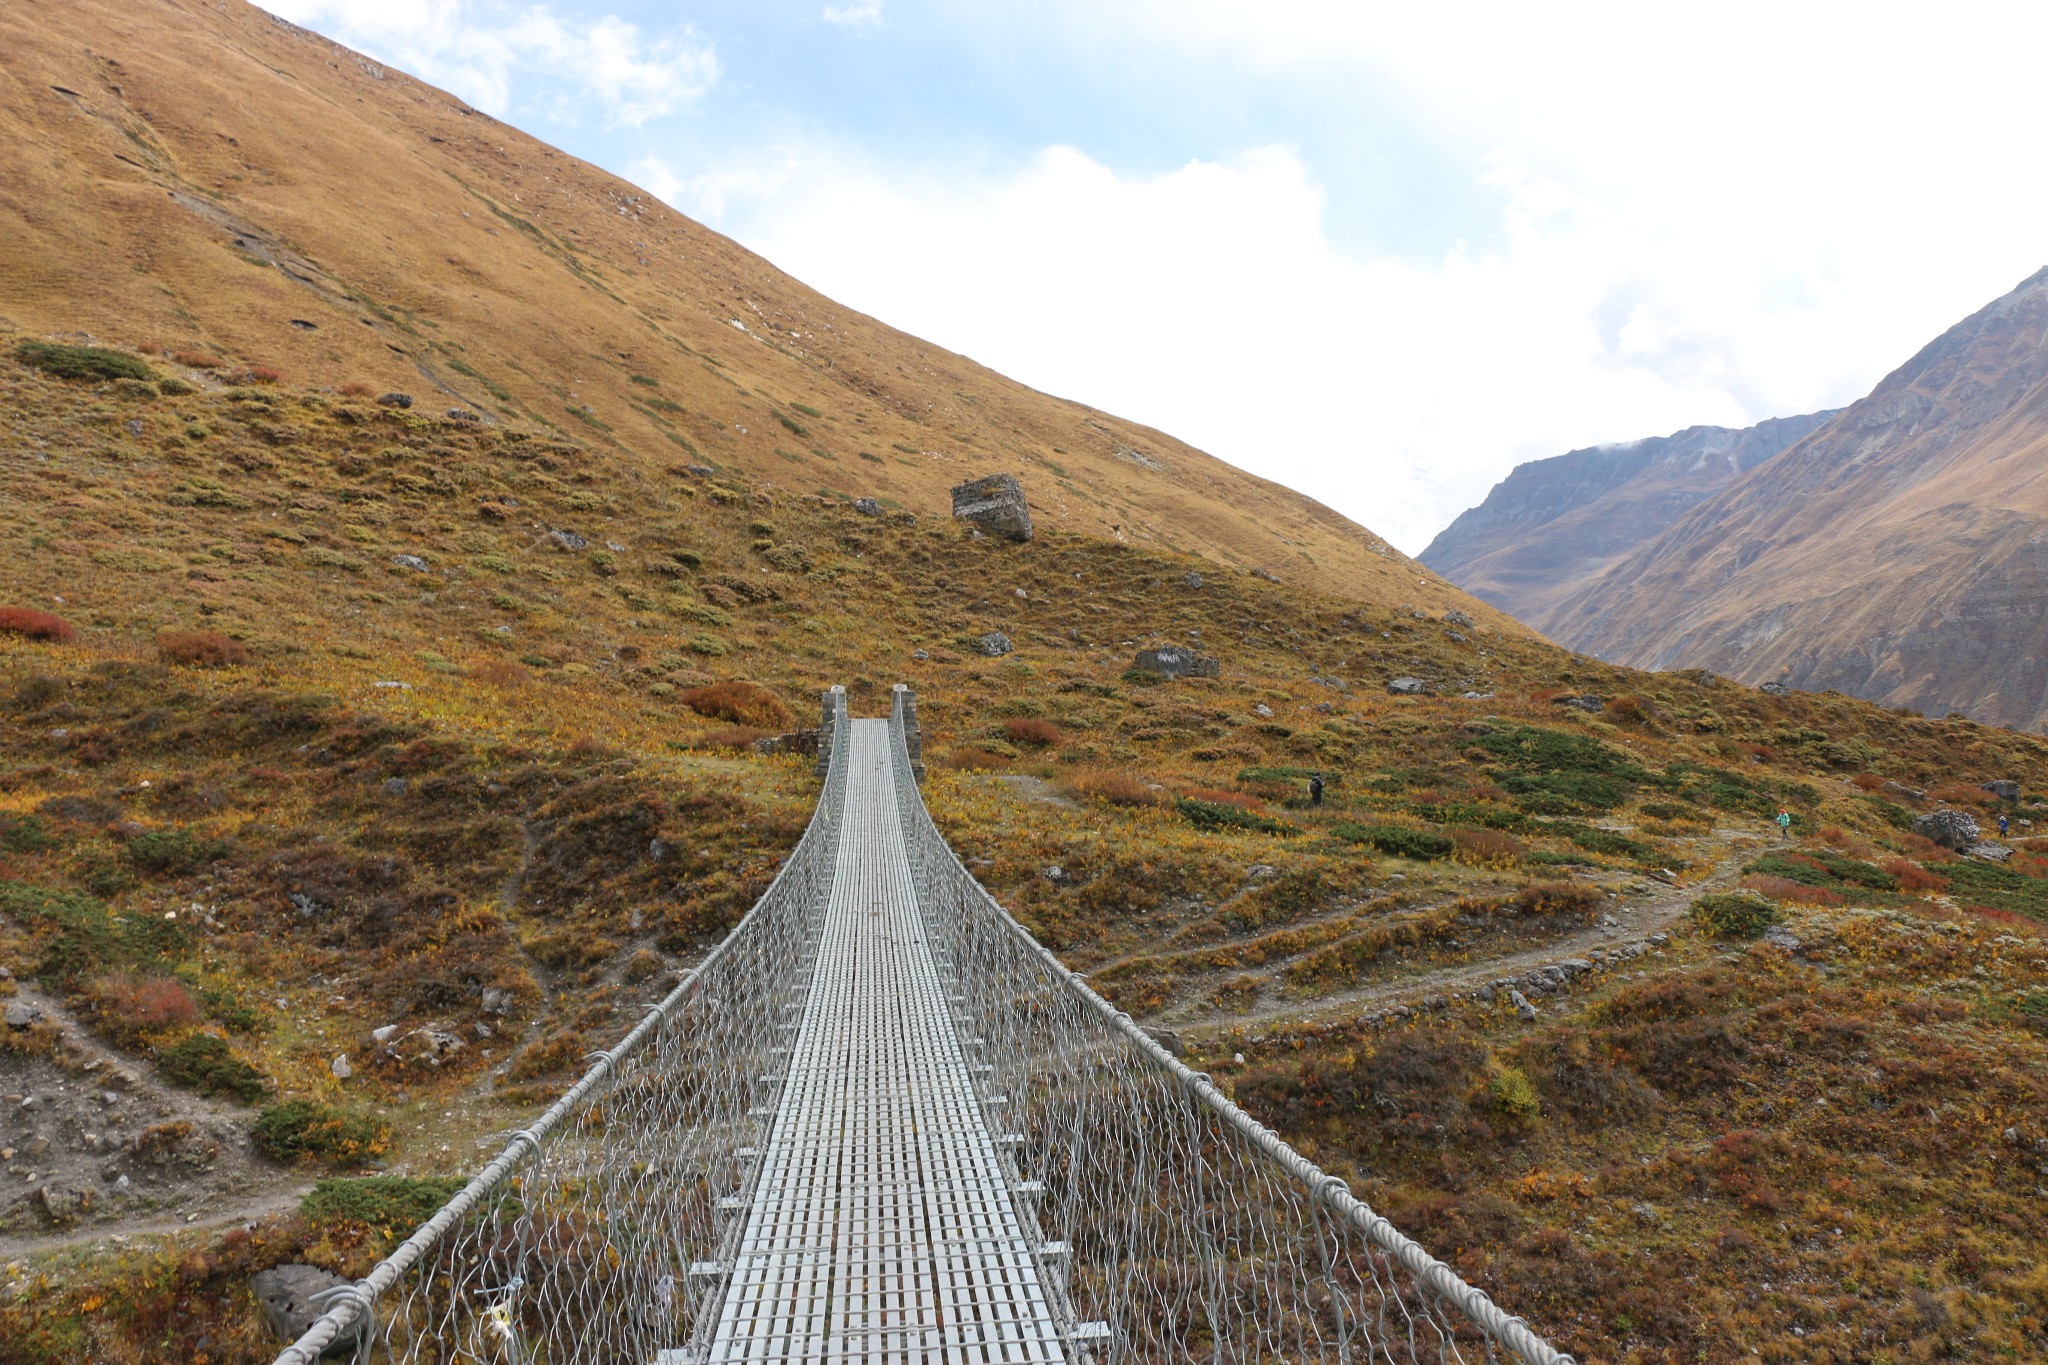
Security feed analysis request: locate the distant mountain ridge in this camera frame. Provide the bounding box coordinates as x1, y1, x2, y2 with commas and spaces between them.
1536, 266, 2048, 731
1419, 411, 1836, 634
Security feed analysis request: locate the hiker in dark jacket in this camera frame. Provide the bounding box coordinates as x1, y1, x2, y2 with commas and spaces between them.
1308, 773, 1325, 807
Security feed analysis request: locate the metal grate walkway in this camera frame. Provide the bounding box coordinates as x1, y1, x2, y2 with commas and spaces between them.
699, 719, 1070, 1362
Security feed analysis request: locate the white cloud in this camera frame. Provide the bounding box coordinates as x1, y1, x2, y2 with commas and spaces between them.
822, 2, 882, 27
260, 0, 717, 126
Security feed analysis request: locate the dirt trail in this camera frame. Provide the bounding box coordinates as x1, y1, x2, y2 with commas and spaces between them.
1172, 830, 1763, 1037
0, 984, 308, 1258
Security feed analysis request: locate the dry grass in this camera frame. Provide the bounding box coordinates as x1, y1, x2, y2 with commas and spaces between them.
156, 630, 250, 668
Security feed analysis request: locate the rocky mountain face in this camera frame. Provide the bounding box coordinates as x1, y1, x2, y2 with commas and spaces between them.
1419, 412, 1835, 634
1541, 266, 2048, 731
0, 0, 1507, 630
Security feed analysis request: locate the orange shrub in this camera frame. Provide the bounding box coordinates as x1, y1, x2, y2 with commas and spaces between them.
680, 680, 788, 729
1510, 880, 1604, 916
338, 381, 376, 398
1452, 827, 1526, 865
1927, 783, 1992, 809
468, 658, 526, 687
1066, 769, 1167, 807
1849, 773, 1885, 791
1743, 874, 1844, 906
157, 630, 250, 667
171, 351, 222, 369
0, 607, 77, 643
694, 725, 768, 751
935, 746, 1013, 771
1180, 786, 1266, 813
1881, 857, 1950, 894
1605, 694, 1652, 725
1003, 717, 1062, 748
1903, 833, 1958, 864
235, 365, 281, 385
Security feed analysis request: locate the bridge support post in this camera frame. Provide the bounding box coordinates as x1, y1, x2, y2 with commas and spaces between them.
891, 684, 925, 783
816, 686, 846, 777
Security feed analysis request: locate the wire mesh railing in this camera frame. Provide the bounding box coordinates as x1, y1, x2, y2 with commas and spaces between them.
886, 685, 1574, 1365
271, 690, 853, 1365
268, 683, 1572, 1364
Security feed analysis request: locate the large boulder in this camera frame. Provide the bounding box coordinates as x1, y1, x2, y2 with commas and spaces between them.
1912, 808, 1981, 851
252, 1265, 367, 1358
1387, 677, 1429, 696
1983, 780, 2021, 801
1133, 646, 1218, 679
950, 474, 1034, 542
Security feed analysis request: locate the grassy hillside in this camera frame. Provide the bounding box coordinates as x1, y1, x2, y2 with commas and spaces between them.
0, 0, 1508, 626
0, 352, 2045, 1361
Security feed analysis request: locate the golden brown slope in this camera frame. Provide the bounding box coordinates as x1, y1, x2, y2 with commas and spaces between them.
1548, 266, 2048, 730
0, 0, 1504, 627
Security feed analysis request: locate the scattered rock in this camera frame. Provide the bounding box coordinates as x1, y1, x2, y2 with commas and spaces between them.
976, 632, 1012, 658
1133, 646, 1219, 679
752, 729, 822, 759
1983, 780, 2022, 801
1912, 808, 1981, 851
4, 1000, 44, 1030
1146, 1029, 1187, 1058
125, 417, 146, 438
1253, 703, 1275, 719
852, 497, 883, 517
1760, 680, 1789, 696
1555, 694, 1605, 714
1459, 691, 1494, 700
1510, 988, 1538, 1023
446, 408, 481, 424
1763, 924, 1803, 953
1967, 842, 2014, 862
1444, 609, 1474, 628
370, 1025, 399, 1045
911, 648, 929, 661
374, 392, 413, 409
950, 473, 1034, 542
329, 1054, 352, 1081
31, 1185, 90, 1225
1387, 677, 1429, 696
1183, 572, 1204, 589
252, 1265, 367, 1357
548, 528, 590, 552
390, 554, 429, 573
1043, 865, 1073, 886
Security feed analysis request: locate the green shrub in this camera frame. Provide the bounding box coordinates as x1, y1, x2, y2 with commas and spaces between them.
1690, 892, 1779, 940
1121, 667, 1170, 687
1489, 1064, 1543, 1124
254, 1101, 390, 1166
301, 1176, 465, 1241
2, 882, 187, 986
1552, 822, 1654, 861
1332, 823, 1453, 861
157, 1033, 266, 1102
0, 814, 55, 853
16, 341, 156, 383
127, 828, 230, 876
1177, 797, 1290, 835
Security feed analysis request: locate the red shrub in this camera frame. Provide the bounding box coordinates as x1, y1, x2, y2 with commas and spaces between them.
1903, 833, 1958, 864
91, 975, 200, 1037
1881, 857, 1950, 893
1849, 773, 1884, 791
680, 681, 788, 729
934, 746, 1014, 771
1003, 717, 1062, 748
156, 630, 251, 668
171, 351, 223, 370
235, 365, 281, 385
0, 607, 77, 644
1927, 783, 1992, 809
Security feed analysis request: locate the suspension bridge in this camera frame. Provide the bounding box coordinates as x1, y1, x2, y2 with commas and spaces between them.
274, 688, 1574, 1365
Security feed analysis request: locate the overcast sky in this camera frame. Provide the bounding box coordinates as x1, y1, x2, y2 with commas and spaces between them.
261, 0, 2048, 553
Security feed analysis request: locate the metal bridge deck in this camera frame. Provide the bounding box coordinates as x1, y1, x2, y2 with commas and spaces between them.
700, 719, 1068, 1363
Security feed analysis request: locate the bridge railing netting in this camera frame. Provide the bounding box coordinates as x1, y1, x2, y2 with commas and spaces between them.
887, 685, 1572, 1365
273, 685, 1572, 1364
273, 692, 854, 1365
